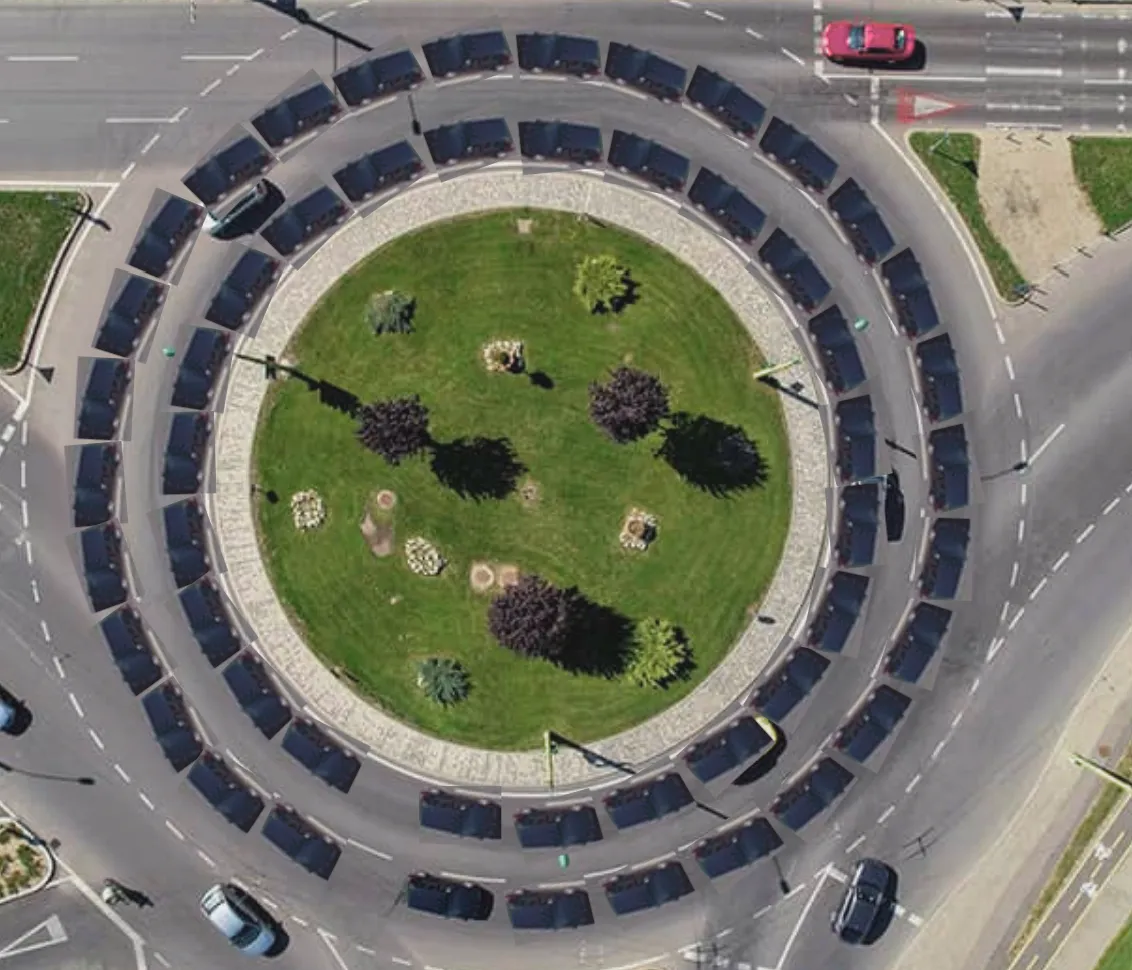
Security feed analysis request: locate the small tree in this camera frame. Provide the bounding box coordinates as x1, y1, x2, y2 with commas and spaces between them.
589, 366, 670, 444
367, 290, 415, 335
624, 618, 688, 688
573, 254, 629, 313
356, 395, 431, 465
416, 658, 470, 706
488, 575, 580, 661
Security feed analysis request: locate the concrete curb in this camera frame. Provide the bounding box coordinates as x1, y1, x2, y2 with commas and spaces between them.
0, 818, 56, 905
4, 191, 92, 376
212, 170, 830, 789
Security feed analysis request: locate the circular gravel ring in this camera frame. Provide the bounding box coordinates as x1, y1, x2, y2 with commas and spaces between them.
213, 170, 829, 789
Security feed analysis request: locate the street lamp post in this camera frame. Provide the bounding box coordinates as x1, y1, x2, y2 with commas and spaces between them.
752, 357, 803, 382
1071, 753, 1132, 793
408, 94, 421, 136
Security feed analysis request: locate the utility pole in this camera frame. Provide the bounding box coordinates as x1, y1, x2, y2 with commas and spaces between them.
752, 357, 802, 382
544, 730, 557, 789
1071, 753, 1132, 793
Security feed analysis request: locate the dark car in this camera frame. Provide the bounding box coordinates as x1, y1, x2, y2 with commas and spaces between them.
514, 805, 603, 848
685, 66, 766, 138
171, 328, 230, 411
223, 651, 292, 739
605, 862, 694, 916
881, 248, 940, 337
261, 186, 349, 258
827, 179, 896, 264
605, 42, 686, 101
188, 751, 265, 833
424, 118, 513, 165
752, 647, 830, 722
206, 250, 280, 330
884, 603, 953, 684
77, 358, 130, 441
688, 168, 766, 243
163, 498, 209, 589
179, 577, 241, 667
203, 180, 285, 241
835, 395, 876, 484
99, 605, 163, 696
920, 517, 971, 599
281, 717, 360, 793
95, 273, 166, 357
771, 757, 854, 831
518, 121, 603, 164
163, 412, 211, 495
332, 49, 423, 106
406, 873, 493, 920
506, 888, 594, 930
419, 789, 502, 840
603, 772, 693, 830
80, 522, 129, 611
261, 804, 341, 879
832, 858, 894, 944
73, 442, 119, 527
333, 142, 423, 203
516, 32, 601, 76
929, 424, 969, 511
916, 333, 963, 421
808, 307, 866, 394
128, 196, 203, 279
422, 31, 511, 78
607, 130, 690, 191
807, 571, 870, 654
694, 817, 782, 879
143, 683, 203, 772
837, 482, 880, 567
683, 715, 777, 784
251, 81, 341, 149
759, 229, 832, 311
759, 117, 838, 192
834, 686, 912, 764
183, 135, 274, 210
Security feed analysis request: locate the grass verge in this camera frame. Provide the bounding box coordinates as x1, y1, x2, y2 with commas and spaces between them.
1009, 743, 1132, 960
0, 192, 80, 369
254, 209, 792, 750
908, 132, 1028, 301
1095, 909, 1132, 970
1070, 137, 1132, 234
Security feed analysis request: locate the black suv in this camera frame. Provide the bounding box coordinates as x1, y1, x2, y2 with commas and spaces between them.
171, 328, 231, 411
832, 858, 894, 944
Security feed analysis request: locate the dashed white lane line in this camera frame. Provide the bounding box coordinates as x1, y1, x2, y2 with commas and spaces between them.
348, 0, 371, 7
40, 619, 51, 643
1000, 601, 1011, 623
704, 8, 725, 19
932, 739, 947, 760
19, 421, 27, 446
995, 320, 1007, 344
19, 459, 26, 488
1077, 523, 1096, 544
29, 579, 39, 603
1004, 355, 1016, 380
440, 871, 507, 884
1104, 496, 1121, 516
878, 805, 896, 824
199, 78, 222, 97
68, 693, 84, 718
138, 792, 155, 810
355, 944, 377, 956
23, 540, 32, 566
1, 424, 14, 442
20, 498, 28, 527
196, 850, 216, 868
280, 28, 300, 39
1010, 561, 1020, 587
291, 916, 310, 927
346, 838, 392, 860
139, 133, 161, 155
315, 9, 337, 19
970, 676, 981, 694
88, 728, 105, 751
1009, 607, 1026, 631
1053, 551, 1070, 572
391, 958, 412, 966
318, 929, 352, 970
120, 161, 136, 180
905, 773, 922, 793
670, 0, 692, 7
781, 47, 807, 66
951, 712, 964, 729
1018, 519, 1026, 543
52, 657, 64, 680
1021, 483, 1028, 506
114, 764, 130, 783
746, 26, 764, 39
153, 954, 171, 969
7, 55, 79, 62
1030, 577, 1049, 600
164, 820, 186, 841
1014, 392, 1024, 419
225, 64, 241, 77
845, 834, 867, 854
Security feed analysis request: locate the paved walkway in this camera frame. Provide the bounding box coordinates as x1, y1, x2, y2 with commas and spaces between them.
209, 169, 829, 788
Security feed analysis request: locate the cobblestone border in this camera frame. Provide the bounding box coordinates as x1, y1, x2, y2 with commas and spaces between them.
212, 170, 829, 789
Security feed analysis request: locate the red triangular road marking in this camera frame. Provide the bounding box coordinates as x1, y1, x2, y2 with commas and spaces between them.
896, 88, 966, 124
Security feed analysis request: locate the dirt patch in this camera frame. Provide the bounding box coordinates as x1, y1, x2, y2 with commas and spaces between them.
977, 131, 1102, 282
497, 564, 520, 588
470, 561, 496, 593
360, 511, 394, 557
519, 479, 541, 507
516, 218, 535, 235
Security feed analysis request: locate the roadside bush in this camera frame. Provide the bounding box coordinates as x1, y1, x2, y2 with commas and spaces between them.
367, 290, 415, 335
624, 618, 688, 688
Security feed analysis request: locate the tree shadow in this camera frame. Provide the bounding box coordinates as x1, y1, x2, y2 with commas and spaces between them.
316, 380, 360, 417
430, 436, 526, 500
591, 274, 640, 315
655, 412, 768, 496
561, 597, 634, 677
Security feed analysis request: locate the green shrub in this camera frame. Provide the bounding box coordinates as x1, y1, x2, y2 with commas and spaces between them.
368, 290, 415, 335
573, 254, 629, 313
624, 618, 688, 688
416, 657, 470, 705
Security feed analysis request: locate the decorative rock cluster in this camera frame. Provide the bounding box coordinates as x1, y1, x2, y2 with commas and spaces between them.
482, 339, 525, 374
291, 489, 327, 531
405, 536, 446, 576
619, 508, 658, 552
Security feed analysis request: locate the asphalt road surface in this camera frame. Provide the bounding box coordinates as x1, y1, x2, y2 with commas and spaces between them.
3, 2, 1132, 970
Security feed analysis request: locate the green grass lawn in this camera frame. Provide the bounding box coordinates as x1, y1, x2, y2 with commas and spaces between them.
0, 192, 80, 369
1070, 137, 1132, 234
1096, 909, 1132, 970
908, 132, 1028, 301
254, 209, 792, 750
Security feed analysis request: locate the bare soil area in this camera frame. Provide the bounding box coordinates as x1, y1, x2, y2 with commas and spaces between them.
977, 131, 1102, 282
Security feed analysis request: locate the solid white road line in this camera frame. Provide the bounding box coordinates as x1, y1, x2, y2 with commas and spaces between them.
7, 55, 79, 62
986, 65, 1063, 77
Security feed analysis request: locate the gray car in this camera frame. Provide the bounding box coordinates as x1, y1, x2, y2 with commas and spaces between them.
200, 883, 276, 956
831, 858, 893, 944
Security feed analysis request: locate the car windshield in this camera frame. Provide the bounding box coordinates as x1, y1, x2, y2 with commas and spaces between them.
848, 25, 865, 50
895, 28, 907, 48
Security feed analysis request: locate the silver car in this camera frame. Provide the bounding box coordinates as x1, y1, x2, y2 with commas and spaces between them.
200, 883, 276, 956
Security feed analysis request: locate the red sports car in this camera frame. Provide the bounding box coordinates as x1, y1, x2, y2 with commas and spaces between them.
822, 21, 916, 64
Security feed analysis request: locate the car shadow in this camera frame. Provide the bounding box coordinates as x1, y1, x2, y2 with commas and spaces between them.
265, 924, 291, 957
209, 182, 285, 241
732, 729, 788, 787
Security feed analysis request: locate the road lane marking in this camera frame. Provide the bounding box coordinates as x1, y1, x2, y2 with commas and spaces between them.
670, 0, 692, 7
1104, 496, 1121, 516
346, 837, 392, 860
705, 9, 725, 20
114, 764, 130, 783
196, 850, 216, 867
845, 834, 867, 854
1052, 551, 1070, 572
1009, 607, 1025, 631
40, 619, 51, 644
199, 79, 221, 97
906, 773, 922, 793
68, 693, 83, 718
1014, 392, 1023, 419
986, 65, 1063, 77
181, 52, 262, 61
88, 729, 104, 750
1010, 561, 1020, 587
164, 820, 185, 840
139, 133, 161, 156
1005, 355, 1016, 380
51, 657, 64, 680
1030, 577, 1049, 601
1018, 519, 1026, 543
781, 47, 806, 66
878, 805, 895, 824
1047, 921, 1062, 941
440, 871, 506, 884
746, 27, 764, 39
1030, 423, 1065, 465
138, 792, 155, 810
1077, 523, 1096, 544
585, 865, 627, 879
6, 55, 79, 62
